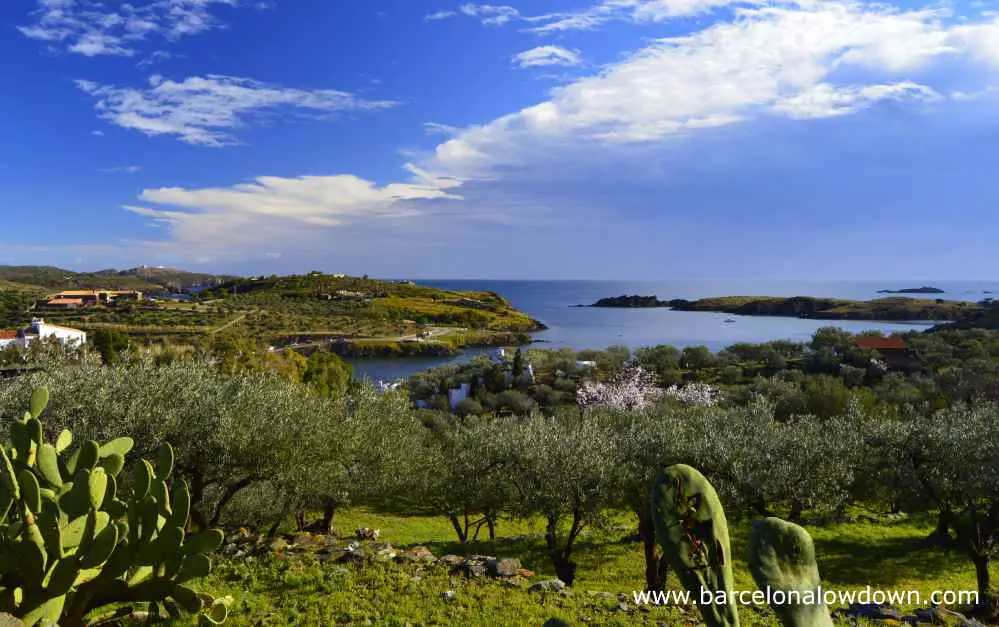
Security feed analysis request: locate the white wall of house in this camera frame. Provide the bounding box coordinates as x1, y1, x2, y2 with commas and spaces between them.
22, 319, 86, 347
448, 383, 471, 410
0, 338, 17, 350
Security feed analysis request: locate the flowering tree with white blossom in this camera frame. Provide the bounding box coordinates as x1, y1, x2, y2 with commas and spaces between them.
577, 366, 663, 410
663, 381, 724, 406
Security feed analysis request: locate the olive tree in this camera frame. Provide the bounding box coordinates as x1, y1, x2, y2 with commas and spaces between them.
880, 402, 999, 605
0, 357, 366, 530
500, 410, 618, 585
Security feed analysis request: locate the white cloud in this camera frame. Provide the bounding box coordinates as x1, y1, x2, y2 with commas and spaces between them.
771, 82, 939, 119
425, 10, 457, 21
444, 0, 783, 32
100, 165, 143, 174
459, 4, 521, 25
949, 17, 999, 65
19, 0, 240, 57
120, 165, 464, 258
76, 75, 398, 146
513, 46, 582, 68
91, 130, 105, 137
426, 1, 979, 177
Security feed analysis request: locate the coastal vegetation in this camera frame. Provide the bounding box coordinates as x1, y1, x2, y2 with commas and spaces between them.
588, 295, 670, 308
0, 271, 543, 359
5, 276, 999, 624
3, 339, 999, 624
586, 292, 990, 322
665, 295, 981, 321
877, 286, 946, 294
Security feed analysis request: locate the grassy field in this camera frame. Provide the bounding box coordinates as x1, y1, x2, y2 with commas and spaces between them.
182, 508, 979, 626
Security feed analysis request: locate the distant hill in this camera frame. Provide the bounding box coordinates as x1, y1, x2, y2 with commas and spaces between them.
0, 266, 236, 292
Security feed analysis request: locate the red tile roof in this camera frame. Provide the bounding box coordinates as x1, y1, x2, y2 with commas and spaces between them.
856, 337, 906, 350
47, 298, 84, 305
0, 331, 17, 340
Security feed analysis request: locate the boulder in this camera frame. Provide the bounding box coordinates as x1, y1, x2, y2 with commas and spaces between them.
455, 556, 489, 578
529, 579, 568, 594
438, 554, 465, 567
268, 537, 288, 553
356, 527, 381, 541
487, 557, 522, 578
398, 546, 437, 564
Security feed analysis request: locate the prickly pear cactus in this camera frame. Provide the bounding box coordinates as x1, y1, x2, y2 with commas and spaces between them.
650, 464, 739, 627
0, 387, 230, 626
749, 517, 833, 627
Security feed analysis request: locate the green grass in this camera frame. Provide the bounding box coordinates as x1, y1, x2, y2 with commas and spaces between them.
181, 509, 982, 626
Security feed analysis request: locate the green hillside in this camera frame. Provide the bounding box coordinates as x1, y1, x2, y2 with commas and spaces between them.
0, 265, 233, 291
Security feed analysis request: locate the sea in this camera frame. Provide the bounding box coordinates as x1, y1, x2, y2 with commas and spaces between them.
348, 279, 999, 384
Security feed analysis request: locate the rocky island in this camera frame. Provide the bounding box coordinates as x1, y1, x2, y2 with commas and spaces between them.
665, 295, 981, 321
588, 295, 670, 308
877, 286, 945, 294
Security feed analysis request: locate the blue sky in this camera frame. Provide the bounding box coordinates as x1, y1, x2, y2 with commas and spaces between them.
2, 0, 999, 279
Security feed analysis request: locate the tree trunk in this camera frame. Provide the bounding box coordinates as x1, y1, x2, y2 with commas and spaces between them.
448, 513, 468, 544
208, 476, 255, 527
974, 554, 992, 605
487, 515, 496, 541
788, 500, 804, 523
321, 499, 336, 534
552, 555, 577, 587
545, 513, 580, 587
188, 472, 208, 531
638, 508, 667, 591
295, 512, 306, 531
924, 509, 954, 549
267, 516, 284, 538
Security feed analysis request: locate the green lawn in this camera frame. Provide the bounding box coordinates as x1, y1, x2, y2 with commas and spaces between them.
183, 509, 981, 626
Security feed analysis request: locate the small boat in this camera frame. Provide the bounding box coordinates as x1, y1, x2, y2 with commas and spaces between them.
724, 318, 736, 323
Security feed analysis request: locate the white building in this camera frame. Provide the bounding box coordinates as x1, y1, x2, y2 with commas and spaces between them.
0, 318, 86, 349
448, 383, 471, 410
0, 331, 18, 350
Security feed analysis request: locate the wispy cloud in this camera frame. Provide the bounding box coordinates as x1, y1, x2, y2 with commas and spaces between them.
100, 165, 143, 174
19, 0, 242, 58
425, 10, 457, 21
513, 46, 582, 68
436, 0, 779, 32
76, 74, 398, 146
118, 164, 464, 259
458, 4, 521, 25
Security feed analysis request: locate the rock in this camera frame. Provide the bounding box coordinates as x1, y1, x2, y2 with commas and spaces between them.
336, 547, 368, 563
529, 579, 567, 594
617, 602, 632, 612
589, 592, 615, 600
373, 543, 396, 561
0, 614, 23, 627
441, 590, 456, 602
455, 557, 489, 578
487, 557, 522, 578
356, 527, 380, 541
834, 603, 903, 621
398, 546, 436, 563
332, 567, 351, 576
543, 620, 571, 627
438, 554, 465, 567
222, 542, 239, 556
518, 568, 535, 578
269, 538, 288, 552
